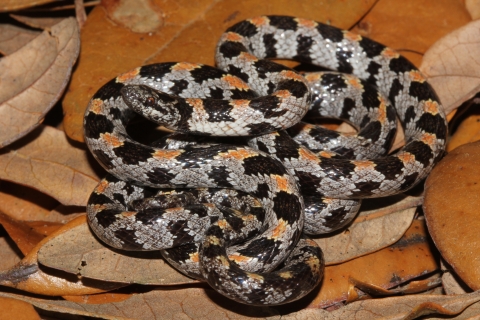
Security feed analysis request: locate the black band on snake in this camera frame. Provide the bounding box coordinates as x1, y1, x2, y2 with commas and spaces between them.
84, 16, 447, 305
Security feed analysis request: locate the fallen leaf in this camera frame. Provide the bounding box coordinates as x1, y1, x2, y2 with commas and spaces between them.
309, 219, 439, 309
0, 181, 59, 221
10, 14, 66, 29
62, 0, 377, 142
447, 111, 480, 151
420, 19, 480, 114
0, 211, 59, 255
103, 0, 163, 33
0, 296, 40, 320
0, 215, 124, 295
63, 291, 133, 304
0, 18, 79, 147
0, 0, 57, 12
351, 0, 471, 67
424, 141, 480, 290
0, 237, 22, 271
466, 0, 480, 19
0, 287, 280, 319
0, 24, 40, 55
284, 291, 480, 320
316, 195, 420, 265
37, 219, 197, 285
0, 125, 101, 206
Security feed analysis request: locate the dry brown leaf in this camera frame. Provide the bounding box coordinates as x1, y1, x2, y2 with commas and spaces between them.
0, 215, 124, 295
466, 0, 480, 19
10, 14, 66, 29
309, 220, 439, 309
447, 112, 480, 151
0, 211, 58, 255
0, 18, 79, 147
37, 219, 197, 285
62, 0, 377, 142
0, 287, 280, 319
284, 290, 480, 320
316, 195, 419, 265
0, 0, 57, 12
0, 24, 40, 55
351, 0, 471, 67
424, 141, 480, 290
0, 237, 22, 271
0, 296, 40, 320
420, 19, 480, 114
0, 125, 101, 206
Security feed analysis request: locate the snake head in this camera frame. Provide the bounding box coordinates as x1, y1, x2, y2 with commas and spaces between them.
120, 84, 181, 126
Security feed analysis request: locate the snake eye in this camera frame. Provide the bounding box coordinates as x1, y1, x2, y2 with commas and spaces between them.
145, 96, 156, 107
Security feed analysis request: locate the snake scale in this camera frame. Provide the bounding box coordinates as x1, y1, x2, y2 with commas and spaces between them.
84, 16, 447, 305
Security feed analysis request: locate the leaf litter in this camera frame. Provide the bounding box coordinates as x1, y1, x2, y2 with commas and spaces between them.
0, 0, 480, 319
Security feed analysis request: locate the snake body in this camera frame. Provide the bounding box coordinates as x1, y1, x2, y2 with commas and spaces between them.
84, 16, 447, 305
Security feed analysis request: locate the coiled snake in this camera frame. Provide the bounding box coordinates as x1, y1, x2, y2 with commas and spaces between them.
84, 16, 447, 305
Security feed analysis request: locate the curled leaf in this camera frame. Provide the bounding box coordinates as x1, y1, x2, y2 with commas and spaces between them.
316, 195, 420, 265
0, 24, 40, 55
38, 219, 196, 285
0, 18, 79, 147
0, 125, 100, 206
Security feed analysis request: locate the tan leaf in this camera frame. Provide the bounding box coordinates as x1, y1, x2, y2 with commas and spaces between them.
316, 195, 420, 265
0, 215, 124, 295
0, 0, 57, 12
37, 219, 197, 285
466, 0, 480, 19
310, 220, 439, 309
284, 291, 480, 320
0, 24, 40, 55
10, 14, 66, 29
62, 0, 377, 142
420, 19, 480, 114
350, 0, 471, 67
0, 125, 101, 206
0, 296, 40, 320
0, 17, 79, 147
424, 141, 480, 290
447, 112, 480, 151
0, 237, 22, 271
0, 287, 279, 319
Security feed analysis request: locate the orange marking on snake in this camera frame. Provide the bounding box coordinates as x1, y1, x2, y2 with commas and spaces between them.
424, 100, 439, 115
377, 95, 388, 124
278, 271, 293, 279
281, 70, 305, 82
397, 152, 416, 164
351, 160, 376, 171
409, 70, 426, 82
116, 68, 140, 83
171, 62, 200, 71
381, 47, 400, 59
420, 132, 437, 147
306, 256, 321, 271
120, 211, 137, 217
239, 52, 259, 62
274, 90, 292, 99
299, 147, 320, 162
270, 219, 288, 240
89, 99, 104, 114
322, 198, 334, 204
222, 75, 250, 90
295, 18, 317, 29
345, 74, 363, 90
318, 150, 336, 158
186, 98, 205, 113
224, 32, 243, 42
189, 252, 200, 263
152, 149, 183, 160
344, 31, 362, 42
217, 219, 230, 230
249, 16, 269, 27
219, 149, 257, 160
229, 254, 251, 263
95, 180, 109, 194
93, 204, 107, 211
101, 133, 123, 148
304, 73, 322, 82
273, 175, 293, 193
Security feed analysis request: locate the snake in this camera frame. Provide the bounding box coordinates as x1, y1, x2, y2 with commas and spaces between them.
84, 15, 447, 305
